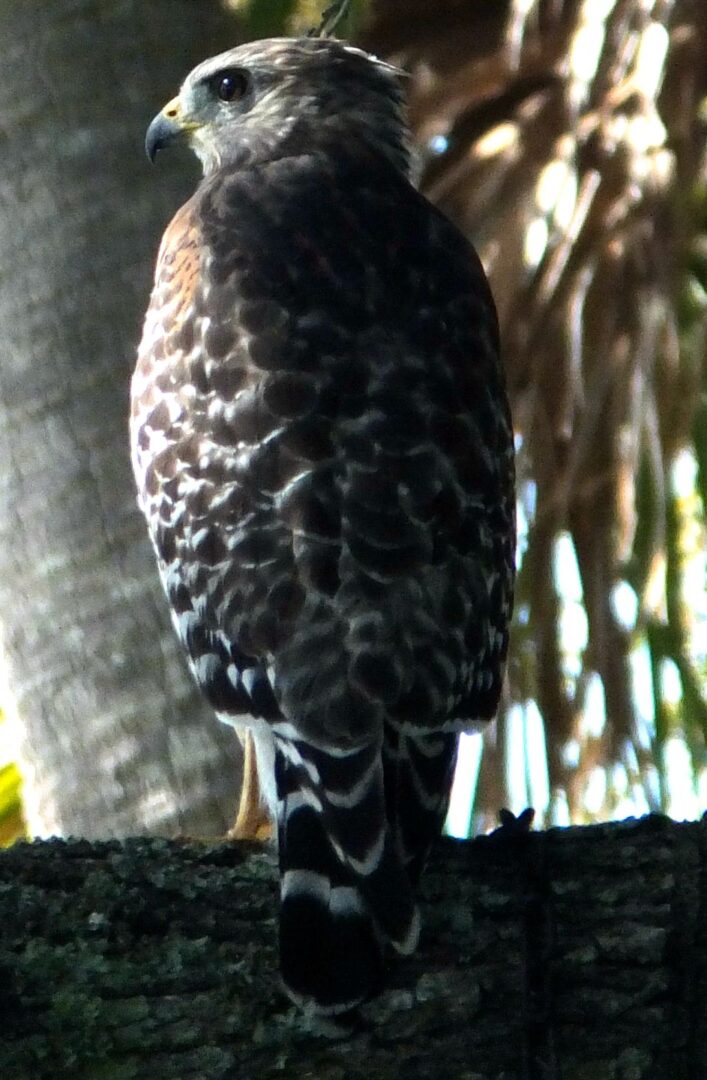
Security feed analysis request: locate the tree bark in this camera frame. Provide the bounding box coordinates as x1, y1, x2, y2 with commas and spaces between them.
1, 815, 705, 1078
0, 0, 243, 838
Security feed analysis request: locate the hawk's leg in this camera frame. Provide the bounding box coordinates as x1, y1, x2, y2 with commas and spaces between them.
228, 729, 273, 841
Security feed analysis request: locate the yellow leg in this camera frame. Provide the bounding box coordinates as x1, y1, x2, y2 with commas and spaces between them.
228, 729, 273, 841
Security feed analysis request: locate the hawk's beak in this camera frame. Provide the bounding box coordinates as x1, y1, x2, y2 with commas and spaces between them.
145, 96, 201, 162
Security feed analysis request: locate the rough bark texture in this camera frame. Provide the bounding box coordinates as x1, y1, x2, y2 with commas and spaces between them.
0, 0, 243, 838
1, 815, 705, 1078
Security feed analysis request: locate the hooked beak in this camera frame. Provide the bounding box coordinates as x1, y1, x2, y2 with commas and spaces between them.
145, 96, 201, 162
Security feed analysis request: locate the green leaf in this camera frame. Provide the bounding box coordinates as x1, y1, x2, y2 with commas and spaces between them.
238, 0, 299, 38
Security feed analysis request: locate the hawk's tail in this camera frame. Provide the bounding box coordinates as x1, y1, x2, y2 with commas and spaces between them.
275, 735, 418, 1014
383, 725, 459, 884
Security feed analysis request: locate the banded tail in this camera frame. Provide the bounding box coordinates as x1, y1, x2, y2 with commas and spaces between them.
275, 728, 458, 1013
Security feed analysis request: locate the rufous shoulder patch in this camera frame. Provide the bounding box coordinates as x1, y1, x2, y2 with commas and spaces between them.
156, 197, 202, 321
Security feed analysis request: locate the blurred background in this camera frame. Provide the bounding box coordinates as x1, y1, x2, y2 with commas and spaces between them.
0, 0, 704, 847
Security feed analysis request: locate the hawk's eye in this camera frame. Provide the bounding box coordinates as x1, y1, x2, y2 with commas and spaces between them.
212, 69, 249, 103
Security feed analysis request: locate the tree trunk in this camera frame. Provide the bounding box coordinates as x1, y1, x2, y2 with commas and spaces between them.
1, 815, 705, 1078
0, 0, 243, 838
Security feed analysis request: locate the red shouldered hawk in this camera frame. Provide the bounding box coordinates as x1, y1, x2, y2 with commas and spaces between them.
132, 37, 515, 1015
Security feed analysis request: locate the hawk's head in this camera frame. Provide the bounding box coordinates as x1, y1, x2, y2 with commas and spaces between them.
145, 37, 409, 177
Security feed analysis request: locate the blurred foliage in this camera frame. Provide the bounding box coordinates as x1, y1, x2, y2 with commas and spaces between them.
229, 0, 706, 830
227, 0, 299, 38
0, 713, 25, 846
227, 0, 366, 36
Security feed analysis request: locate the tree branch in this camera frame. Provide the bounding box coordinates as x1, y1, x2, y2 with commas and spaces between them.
2, 815, 705, 1078
310, 0, 352, 38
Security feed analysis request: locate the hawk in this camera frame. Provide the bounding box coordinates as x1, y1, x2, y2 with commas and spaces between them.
133, 36, 515, 1014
